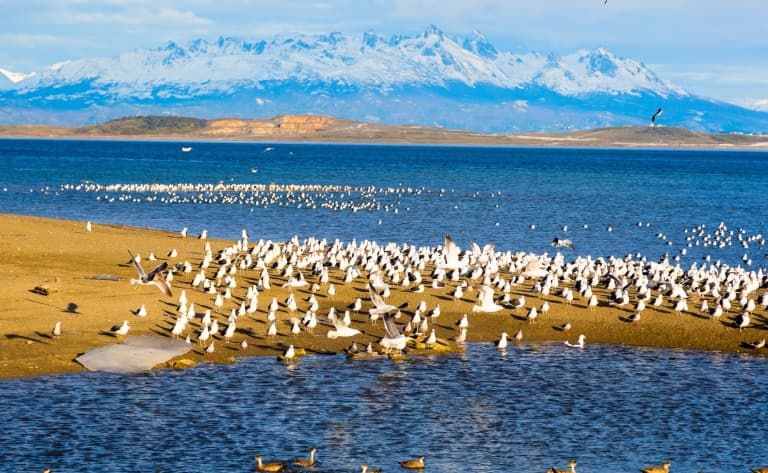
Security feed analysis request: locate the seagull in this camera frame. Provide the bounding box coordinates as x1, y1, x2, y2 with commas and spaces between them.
438, 234, 462, 270
450, 327, 467, 343
205, 340, 216, 358
326, 312, 361, 339
564, 334, 586, 348
292, 447, 317, 467
514, 329, 523, 342
455, 313, 469, 330
495, 332, 508, 350
749, 338, 766, 349
650, 107, 663, 125
551, 237, 575, 250
737, 312, 751, 331
128, 249, 172, 297
398, 455, 425, 469
641, 461, 671, 473
379, 313, 407, 352
282, 344, 296, 361
110, 320, 130, 338
266, 320, 278, 338
424, 328, 437, 347
368, 283, 399, 316
51, 321, 62, 341
254, 455, 285, 472
526, 307, 538, 323
471, 285, 504, 313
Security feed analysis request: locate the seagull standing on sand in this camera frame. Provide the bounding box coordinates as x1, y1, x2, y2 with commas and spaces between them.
111, 320, 130, 338
471, 285, 504, 313
52, 321, 62, 341
128, 249, 172, 297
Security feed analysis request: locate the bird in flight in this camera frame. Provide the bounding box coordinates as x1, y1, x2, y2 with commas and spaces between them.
651, 107, 663, 125
128, 249, 172, 297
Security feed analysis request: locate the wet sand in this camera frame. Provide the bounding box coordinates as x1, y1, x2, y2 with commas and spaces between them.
1, 213, 765, 379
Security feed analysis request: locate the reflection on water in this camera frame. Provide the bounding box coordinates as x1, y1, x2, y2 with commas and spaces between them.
1, 343, 767, 472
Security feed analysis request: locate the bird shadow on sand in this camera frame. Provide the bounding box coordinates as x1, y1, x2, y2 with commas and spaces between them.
7, 333, 48, 344
63, 302, 80, 314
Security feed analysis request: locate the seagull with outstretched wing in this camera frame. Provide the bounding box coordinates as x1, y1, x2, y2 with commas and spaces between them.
128, 249, 172, 297
380, 313, 408, 352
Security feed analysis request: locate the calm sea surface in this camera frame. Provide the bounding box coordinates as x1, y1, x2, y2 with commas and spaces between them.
1, 139, 768, 472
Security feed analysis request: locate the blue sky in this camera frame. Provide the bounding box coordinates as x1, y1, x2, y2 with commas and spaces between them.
1, 0, 765, 108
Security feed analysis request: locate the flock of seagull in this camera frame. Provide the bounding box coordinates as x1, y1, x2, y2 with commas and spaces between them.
59, 181, 438, 214
44, 220, 768, 473
65, 220, 768, 361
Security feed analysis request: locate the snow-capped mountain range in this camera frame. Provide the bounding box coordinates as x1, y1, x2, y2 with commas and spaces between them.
2, 25, 767, 133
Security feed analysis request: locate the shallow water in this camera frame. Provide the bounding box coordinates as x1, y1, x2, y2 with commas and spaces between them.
1, 343, 766, 472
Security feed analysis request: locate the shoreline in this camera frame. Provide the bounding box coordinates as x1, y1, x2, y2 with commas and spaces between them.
1, 212, 766, 380
2, 117, 768, 150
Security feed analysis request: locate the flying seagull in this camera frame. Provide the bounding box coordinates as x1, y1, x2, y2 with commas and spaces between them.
651, 107, 663, 125
128, 249, 172, 297
552, 237, 575, 250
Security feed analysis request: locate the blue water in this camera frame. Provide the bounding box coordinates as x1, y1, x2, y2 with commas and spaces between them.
1, 344, 767, 472
2, 139, 768, 472
2, 138, 768, 266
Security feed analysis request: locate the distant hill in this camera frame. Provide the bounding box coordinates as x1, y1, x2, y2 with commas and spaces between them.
2, 25, 768, 134
1, 114, 766, 149
75, 116, 209, 135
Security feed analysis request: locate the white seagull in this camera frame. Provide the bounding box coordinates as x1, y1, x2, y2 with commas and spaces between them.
495, 332, 508, 350
326, 311, 361, 339
367, 284, 399, 316
564, 334, 586, 348
471, 285, 504, 313
379, 313, 408, 352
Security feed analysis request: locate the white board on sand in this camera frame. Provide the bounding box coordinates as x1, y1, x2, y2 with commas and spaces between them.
75, 336, 191, 373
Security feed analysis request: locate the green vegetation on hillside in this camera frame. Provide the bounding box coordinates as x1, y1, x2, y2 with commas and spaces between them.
75, 115, 208, 135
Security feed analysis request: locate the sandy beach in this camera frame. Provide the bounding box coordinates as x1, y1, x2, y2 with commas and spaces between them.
1, 212, 766, 380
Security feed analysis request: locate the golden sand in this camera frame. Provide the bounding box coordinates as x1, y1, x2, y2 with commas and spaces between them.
0, 213, 765, 379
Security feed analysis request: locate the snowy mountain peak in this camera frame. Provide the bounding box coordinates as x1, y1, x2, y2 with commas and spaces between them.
0, 67, 35, 83
462, 30, 499, 59
2, 25, 765, 133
